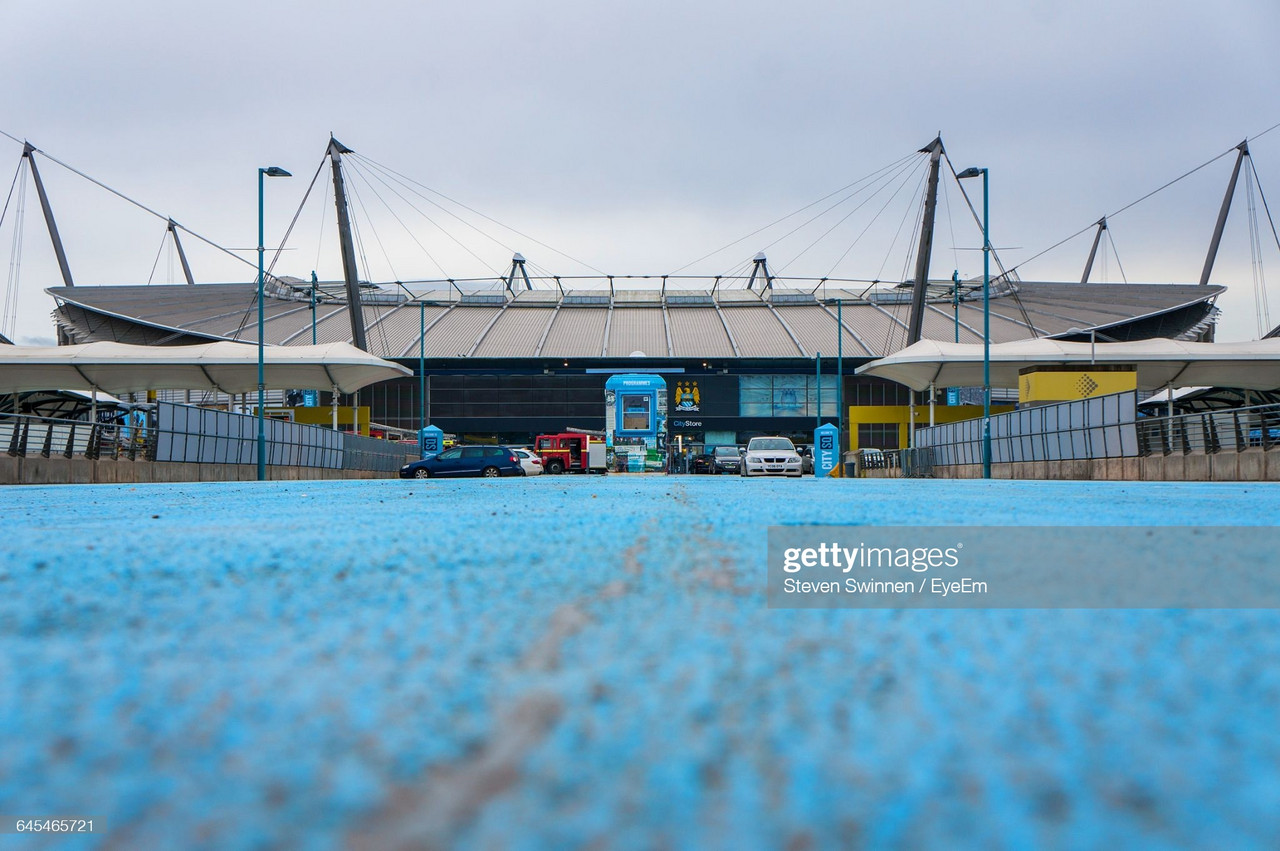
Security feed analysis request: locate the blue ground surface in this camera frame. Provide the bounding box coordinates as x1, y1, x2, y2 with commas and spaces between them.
2, 477, 1279, 850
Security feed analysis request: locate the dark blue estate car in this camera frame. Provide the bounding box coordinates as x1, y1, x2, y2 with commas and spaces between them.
399, 445, 525, 479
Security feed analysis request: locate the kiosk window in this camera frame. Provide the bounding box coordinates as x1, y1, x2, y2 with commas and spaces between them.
621, 394, 651, 430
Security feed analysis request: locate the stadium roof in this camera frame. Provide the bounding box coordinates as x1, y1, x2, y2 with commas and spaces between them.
856, 338, 1280, 391
48, 281, 1223, 361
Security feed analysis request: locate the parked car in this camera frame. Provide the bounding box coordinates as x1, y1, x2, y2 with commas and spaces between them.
796, 444, 815, 474
399, 445, 525, 479
740, 437, 804, 477
512, 447, 544, 476
710, 445, 742, 474
689, 453, 715, 474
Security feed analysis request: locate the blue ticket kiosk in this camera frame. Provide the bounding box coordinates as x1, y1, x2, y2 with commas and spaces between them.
604, 374, 668, 471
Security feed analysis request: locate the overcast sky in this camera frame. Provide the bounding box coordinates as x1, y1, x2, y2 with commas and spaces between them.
3, 0, 1279, 344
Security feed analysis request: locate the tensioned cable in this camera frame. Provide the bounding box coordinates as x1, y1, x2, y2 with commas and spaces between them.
1107, 226, 1128, 284
1246, 165, 1269, 335
347, 160, 454, 279
673, 151, 922, 275
146, 230, 168, 285
342, 169, 383, 283
341, 161, 402, 282
0, 159, 22, 232
264, 158, 326, 282
3, 171, 27, 338
804, 155, 930, 279
879, 164, 930, 283
351, 152, 607, 276
353, 155, 518, 259
775, 154, 925, 275
0, 131, 259, 272
721, 158, 919, 279
1005, 139, 1270, 279
1248, 157, 1280, 257
347, 156, 501, 277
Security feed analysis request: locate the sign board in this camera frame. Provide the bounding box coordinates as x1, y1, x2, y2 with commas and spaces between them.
814, 423, 839, 478
419, 425, 445, 457
946, 387, 960, 406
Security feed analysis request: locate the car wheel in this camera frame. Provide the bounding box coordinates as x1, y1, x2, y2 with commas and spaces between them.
547, 459, 564, 474
482, 466, 500, 478
413, 468, 430, 479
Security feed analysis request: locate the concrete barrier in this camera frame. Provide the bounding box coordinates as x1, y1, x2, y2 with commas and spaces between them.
1, 457, 393, 486
919, 451, 1278, 482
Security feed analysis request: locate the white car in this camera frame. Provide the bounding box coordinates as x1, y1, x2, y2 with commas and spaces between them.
512, 448, 543, 476
740, 436, 804, 477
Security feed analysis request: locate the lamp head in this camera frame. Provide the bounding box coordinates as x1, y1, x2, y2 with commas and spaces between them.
262, 166, 292, 178
956, 167, 984, 179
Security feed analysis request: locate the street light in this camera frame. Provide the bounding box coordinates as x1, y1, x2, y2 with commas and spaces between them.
258, 165, 292, 482
956, 166, 991, 479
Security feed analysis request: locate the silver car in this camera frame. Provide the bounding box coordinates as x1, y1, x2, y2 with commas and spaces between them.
740, 436, 804, 477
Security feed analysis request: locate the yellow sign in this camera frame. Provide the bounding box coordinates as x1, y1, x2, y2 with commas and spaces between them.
1019, 369, 1136, 403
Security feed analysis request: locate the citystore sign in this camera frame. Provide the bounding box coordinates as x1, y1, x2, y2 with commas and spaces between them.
672, 420, 703, 429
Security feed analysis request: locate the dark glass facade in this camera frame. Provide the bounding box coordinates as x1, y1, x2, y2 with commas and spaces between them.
345, 361, 914, 444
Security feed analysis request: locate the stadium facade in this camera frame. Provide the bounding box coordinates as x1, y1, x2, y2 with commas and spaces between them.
48, 277, 1222, 450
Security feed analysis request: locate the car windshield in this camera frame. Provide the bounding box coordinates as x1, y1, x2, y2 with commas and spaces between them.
749, 438, 794, 451
713, 447, 738, 457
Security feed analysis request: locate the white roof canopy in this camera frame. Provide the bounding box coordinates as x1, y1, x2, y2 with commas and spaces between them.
855, 338, 1280, 392
0, 341, 411, 395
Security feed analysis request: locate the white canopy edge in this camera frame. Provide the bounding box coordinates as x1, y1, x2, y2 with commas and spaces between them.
855, 338, 1280, 392
0, 341, 411, 395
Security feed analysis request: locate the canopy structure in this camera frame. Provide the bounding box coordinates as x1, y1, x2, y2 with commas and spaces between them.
855, 338, 1280, 392
0, 341, 412, 395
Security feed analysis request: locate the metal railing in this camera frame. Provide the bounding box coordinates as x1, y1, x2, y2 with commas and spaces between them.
2, 405, 414, 473
2, 412, 153, 461
912, 392, 1138, 470
1136, 403, 1280, 456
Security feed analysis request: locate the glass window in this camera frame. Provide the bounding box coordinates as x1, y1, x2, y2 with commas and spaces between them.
461, 447, 484, 458
739, 376, 772, 417
438, 448, 462, 459
621, 394, 651, 430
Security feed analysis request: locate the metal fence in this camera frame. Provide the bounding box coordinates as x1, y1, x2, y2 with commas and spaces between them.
1137, 403, 1280, 455
914, 392, 1138, 468
3, 403, 413, 473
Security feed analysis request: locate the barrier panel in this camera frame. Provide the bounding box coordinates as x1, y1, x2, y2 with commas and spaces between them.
914, 392, 1138, 469
3, 404, 411, 473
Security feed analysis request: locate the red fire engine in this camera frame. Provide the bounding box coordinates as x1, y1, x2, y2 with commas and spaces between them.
533, 432, 607, 474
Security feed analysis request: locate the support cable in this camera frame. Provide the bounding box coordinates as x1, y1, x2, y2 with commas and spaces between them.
347, 156, 500, 277
776, 153, 925, 275
351, 152, 606, 275
814, 156, 927, 280
0, 132, 258, 272
725, 153, 923, 278
675, 151, 920, 275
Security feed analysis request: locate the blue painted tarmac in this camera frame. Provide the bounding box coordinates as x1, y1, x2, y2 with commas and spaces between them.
2, 477, 1279, 849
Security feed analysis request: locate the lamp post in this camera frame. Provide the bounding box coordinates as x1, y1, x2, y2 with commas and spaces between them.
956, 167, 991, 479
258, 165, 292, 482
419, 300, 427, 432
815, 351, 822, 429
